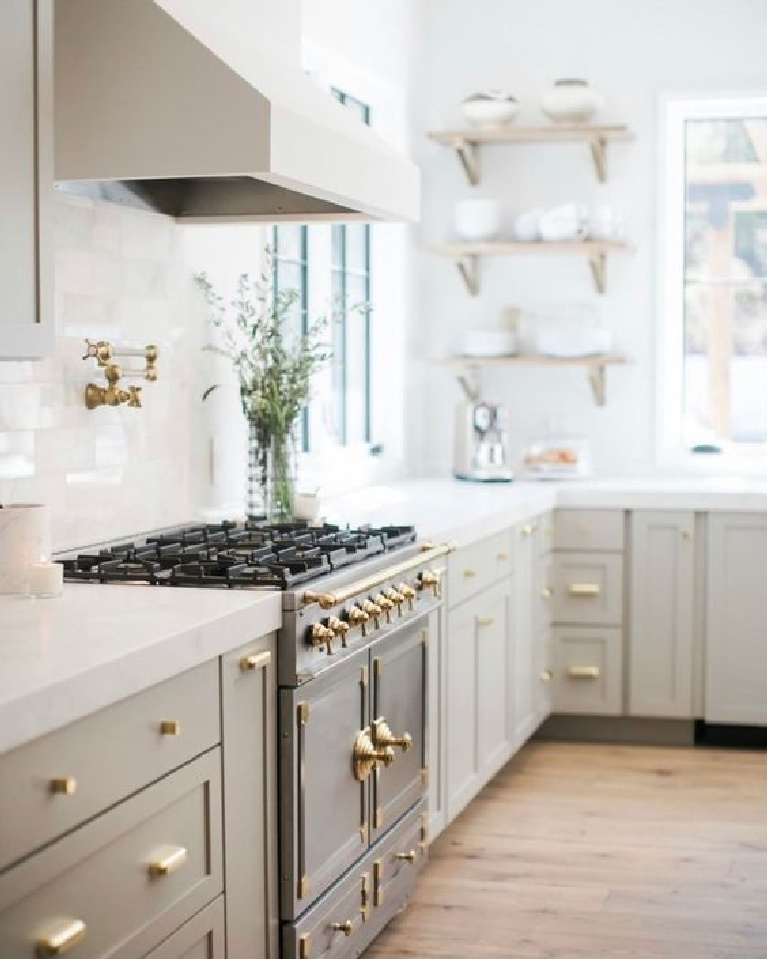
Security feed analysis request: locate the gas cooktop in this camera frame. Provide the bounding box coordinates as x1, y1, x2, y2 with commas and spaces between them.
59, 520, 417, 589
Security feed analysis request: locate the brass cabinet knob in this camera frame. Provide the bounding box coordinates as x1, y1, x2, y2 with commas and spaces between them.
353, 729, 395, 781
385, 588, 405, 617
327, 616, 350, 648
540, 669, 553, 684
398, 583, 416, 610
419, 570, 440, 596
373, 718, 413, 754
36, 918, 86, 956
310, 622, 335, 656
373, 593, 394, 623
347, 606, 370, 638
541, 586, 553, 599
362, 599, 383, 629
330, 920, 353, 937
395, 850, 417, 864
147, 845, 187, 877
49, 777, 77, 796
159, 720, 181, 737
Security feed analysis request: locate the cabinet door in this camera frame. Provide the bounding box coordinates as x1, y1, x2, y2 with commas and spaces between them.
629, 511, 695, 718
0, 0, 53, 359
532, 629, 553, 726
220, 635, 278, 959
514, 522, 535, 745
706, 513, 767, 725
445, 599, 479, 820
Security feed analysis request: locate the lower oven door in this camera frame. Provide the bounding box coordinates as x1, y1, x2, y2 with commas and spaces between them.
280, 647, 370, 921
370, 613, 429, 842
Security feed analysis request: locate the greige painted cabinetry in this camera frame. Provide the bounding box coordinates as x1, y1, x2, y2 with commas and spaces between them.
629, 511, 695, 718
0, 0, 53, 359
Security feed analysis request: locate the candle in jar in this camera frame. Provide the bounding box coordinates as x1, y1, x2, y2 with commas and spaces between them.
27, 562, 64, 598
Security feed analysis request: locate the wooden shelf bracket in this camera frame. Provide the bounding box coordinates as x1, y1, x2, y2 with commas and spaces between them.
451, 137, 480, 186
455, 254, 480, 295
587, 364, 607, 406
588, 250, 607, 294
587, 134, 609, 183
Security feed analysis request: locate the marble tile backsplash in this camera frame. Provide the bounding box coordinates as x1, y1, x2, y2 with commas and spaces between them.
0, 193, 206, 550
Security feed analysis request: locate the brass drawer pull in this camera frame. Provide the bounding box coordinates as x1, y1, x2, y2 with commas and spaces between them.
521, 523, 537, 536
395, 849, 417, 864
49, 777, 77, 796
330, 920, 354, 937
540, 669, 553, 684
147, 845, 188, 877
496, 552, 509, 562
36, 918, 86, 956
158, 719, 181, 736
541, 586, 553, 599
239, 650, 272, 672
476, 616, 494, 627
568, 583, 601, 598
462, 568, 477, 578
567, 666, 601, 680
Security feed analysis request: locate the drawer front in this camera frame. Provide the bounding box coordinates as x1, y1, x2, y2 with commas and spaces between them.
552, 552, 623, 626
144, 896, 225, 959
0, 660, 220, 871
447, 530, 512, 608
554, 509, 624, 552
552, 627, 623, 715
371, 801, 427, 912
0, 749, 223, 959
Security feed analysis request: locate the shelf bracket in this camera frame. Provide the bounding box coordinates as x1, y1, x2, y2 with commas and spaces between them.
588, 135, 608, 183
588, 251, 607, 294
455, 254, 480, 295
452, 137, 480, 186
587, 364, 607, 406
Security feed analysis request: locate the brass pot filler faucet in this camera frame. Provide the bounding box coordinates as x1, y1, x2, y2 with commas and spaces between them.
82, 340, 158, 410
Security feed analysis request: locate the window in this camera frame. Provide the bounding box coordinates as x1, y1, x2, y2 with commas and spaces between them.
661, 96, 767, 465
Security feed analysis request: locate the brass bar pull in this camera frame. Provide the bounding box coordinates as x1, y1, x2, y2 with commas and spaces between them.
147, 845, 188, 877
567, 666, 601, 680
49, 777, 77, 796
476, 616, 494, 627
159, 720, 181, 736
239, 650, 271, 672
568, 583, 601, 598
462, 568, 477, 578
36, 918, 86, 956
330, 920, 354, 937
496, 552, 509, 561
395, 850, 417, 864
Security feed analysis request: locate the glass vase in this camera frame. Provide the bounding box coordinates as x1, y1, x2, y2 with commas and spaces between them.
246, 421, 296, 522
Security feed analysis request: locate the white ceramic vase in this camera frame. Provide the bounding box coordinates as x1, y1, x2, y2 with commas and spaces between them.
454, 198, 501, 242
540, 79, 604, 123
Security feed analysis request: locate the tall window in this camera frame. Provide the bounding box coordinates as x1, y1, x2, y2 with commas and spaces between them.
272, 224, 309, 451
662, 97, 767, 463
331, 90, 372, 446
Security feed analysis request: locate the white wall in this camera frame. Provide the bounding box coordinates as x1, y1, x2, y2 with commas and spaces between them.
410, 0, 767, 477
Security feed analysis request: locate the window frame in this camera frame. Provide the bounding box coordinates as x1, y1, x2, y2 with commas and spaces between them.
657, 92, 767, 475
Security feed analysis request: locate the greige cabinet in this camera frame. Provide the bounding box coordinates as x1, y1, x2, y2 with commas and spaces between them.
513, 521, 535, 744
706, 513, 767, 725
0, 0, 53, 359
220, 634, 278, 959
629, 511, 695, 718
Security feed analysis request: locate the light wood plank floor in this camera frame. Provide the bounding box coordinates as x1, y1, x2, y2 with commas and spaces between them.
367, 741, 767, 959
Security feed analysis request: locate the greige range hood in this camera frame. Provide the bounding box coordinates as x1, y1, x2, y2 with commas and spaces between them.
53, 0, 420, 222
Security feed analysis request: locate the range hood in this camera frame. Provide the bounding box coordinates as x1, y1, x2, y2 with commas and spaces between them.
53, 0, 420, 222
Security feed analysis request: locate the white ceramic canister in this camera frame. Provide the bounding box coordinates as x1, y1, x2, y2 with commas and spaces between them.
0, 504, 52, 594
454, 198, 501, 242
540, 79, 604, 123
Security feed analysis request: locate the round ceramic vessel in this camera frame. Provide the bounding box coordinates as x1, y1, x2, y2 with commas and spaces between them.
461, 93, 519, 128
540, 79, 604, 123
454, 198, 501, 242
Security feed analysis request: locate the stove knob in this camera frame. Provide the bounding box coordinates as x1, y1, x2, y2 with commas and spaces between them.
310, 622, 335, 656
374, 593, 394, 624
362, 599, 383, 629
419, 570, 440, 597
347, 605, 370, 638
398, 583, 417, 611
327, 615, 351, 649
385, 588, 405, 616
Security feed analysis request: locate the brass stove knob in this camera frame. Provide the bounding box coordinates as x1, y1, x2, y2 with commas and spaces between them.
374, 593, 394, 623
373, 718, 413, 754
347, 605, 370, 638
385, 588, 405, 617
362, 599, 383, 629
327, 616, 351, 648
310, 622, 335, 656
419, 570, 440, 597
398, 583, 417, 610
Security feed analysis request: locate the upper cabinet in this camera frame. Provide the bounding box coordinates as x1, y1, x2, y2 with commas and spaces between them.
0, 0, 53, 360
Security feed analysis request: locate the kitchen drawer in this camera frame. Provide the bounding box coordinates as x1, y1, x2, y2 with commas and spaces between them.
552, 626, 623, 715
553, 509, 624, 552
447, 529, 512, 609
282, 800, 426, 959
0, 749, 223, 959
144, 896, 225, 959
0, 660, 220, 872
552, 552, 623, 626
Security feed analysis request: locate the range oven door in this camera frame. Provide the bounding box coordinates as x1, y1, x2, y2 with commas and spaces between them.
369, 613, 429, 843
279, 647, 370, 922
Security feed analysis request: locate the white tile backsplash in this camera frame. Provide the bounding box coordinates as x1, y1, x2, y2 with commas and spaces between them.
0, 193, 205, 550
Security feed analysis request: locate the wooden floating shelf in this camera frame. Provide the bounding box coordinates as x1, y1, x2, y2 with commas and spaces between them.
439, 354, 628, 407
430, 240, 630, 296
428, 123, 633, 186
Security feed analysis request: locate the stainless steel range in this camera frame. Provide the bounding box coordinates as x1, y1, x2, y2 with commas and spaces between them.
60, 520, 448, 959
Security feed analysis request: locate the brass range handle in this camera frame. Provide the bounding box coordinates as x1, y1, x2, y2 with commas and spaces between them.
49, 777, 77, 796
567, 666, 601, 681
373, 718, 413, 754
568, 583, 601, 598
395, 850, 417, 864
330, 920, 354, 937
419, 569, 440, 596
303, 544, 450, 609
353, 729, 395, 782
147, 845, 188, 877
36, 918, 87, 956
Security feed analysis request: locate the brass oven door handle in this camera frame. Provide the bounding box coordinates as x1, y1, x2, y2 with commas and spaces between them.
568, 582, 601, 598
567, 666, 601, 680
36, 918, 86, 956
147, 845, 188, 877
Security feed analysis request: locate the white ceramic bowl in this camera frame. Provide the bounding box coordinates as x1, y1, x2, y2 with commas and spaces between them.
540, 79, 604, 124
461, 94, 519, 129
513, 209, 543, 242
458, 330, 518, 358
535, 328, 612, 358
454, 198, 501, 242
539, 203, 589, 242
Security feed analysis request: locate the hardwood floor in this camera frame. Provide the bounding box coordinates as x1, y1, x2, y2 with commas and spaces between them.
367, 741, 767, 959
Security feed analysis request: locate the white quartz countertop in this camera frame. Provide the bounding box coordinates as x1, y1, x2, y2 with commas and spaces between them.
0, 585, 281, 754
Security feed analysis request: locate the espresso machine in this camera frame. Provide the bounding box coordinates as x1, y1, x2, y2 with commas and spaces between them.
453, 375, 513, 482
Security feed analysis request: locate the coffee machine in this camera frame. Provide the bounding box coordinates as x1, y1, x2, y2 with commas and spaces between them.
453, 376, 513, 482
